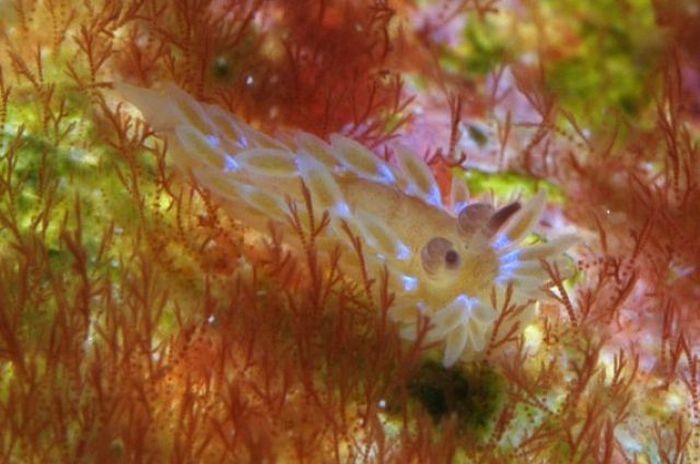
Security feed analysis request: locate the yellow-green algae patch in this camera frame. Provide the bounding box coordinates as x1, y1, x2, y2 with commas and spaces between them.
459, 168, 565, 204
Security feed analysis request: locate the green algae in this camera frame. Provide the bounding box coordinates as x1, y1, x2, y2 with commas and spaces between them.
459, 168, 565, 204
540, 0, 662, 128
408, 361, 506, 440
440, 15, 508, 77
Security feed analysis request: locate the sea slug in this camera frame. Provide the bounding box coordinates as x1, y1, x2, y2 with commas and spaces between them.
116, 82, 576, 367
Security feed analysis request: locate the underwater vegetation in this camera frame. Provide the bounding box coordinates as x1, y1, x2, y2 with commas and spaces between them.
0, 0, 699, 463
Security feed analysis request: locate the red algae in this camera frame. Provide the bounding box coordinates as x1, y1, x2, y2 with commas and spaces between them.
110, 0, 411, 145
1, 0, 700, 463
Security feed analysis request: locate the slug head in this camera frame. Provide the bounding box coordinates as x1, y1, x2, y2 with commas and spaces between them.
417, 201, 523, 306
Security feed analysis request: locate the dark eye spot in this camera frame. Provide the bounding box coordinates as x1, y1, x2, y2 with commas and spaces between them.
445, 249, 460, 268
421, 237, 457, 275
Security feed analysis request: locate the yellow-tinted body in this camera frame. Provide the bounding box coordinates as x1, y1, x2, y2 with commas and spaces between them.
117, 82, 576, 366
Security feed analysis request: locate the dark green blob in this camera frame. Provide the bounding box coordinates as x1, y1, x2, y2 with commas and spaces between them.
209, 31, 261, 84
408, 361, 506, 437
213, 56, 232, 80
467, 125, 488, 147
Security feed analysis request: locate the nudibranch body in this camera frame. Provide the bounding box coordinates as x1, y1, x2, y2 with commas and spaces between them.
117, 82, 576, 367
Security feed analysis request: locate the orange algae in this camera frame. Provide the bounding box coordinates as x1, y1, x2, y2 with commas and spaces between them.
0, 0, 699, 463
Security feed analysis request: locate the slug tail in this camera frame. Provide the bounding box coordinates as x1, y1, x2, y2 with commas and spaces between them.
113, 82, 185, 133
